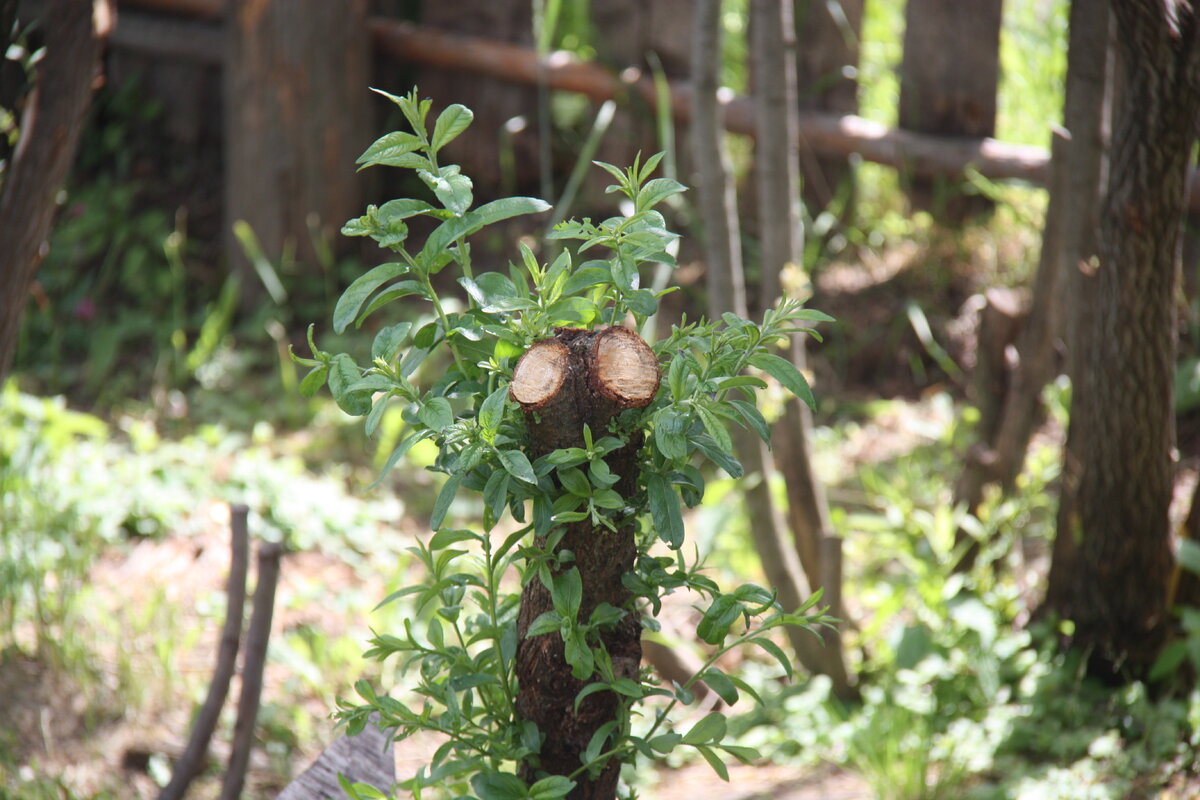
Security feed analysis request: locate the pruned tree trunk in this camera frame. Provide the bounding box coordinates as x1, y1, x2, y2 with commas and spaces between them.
794, 0, 863, 218
898, 0, 1003, 224
223, 0, 370, 308
511, 327, 659, 800
1046, 0, 1200, 681
749, 0, 856, 700
0, 0, 109, 384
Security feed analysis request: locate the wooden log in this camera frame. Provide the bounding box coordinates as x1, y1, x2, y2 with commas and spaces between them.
511, 327, 659, 800
276, 715, 395, 800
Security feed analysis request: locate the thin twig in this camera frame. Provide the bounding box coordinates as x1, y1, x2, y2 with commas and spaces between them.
158, 504, 250, 800
219, 539, 284, 800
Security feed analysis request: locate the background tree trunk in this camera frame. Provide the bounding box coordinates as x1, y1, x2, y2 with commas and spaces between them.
1041, 0, 1110, 618
223, 0, 370, 308
0, 0, 108, 384
749, 0, 856, 700
419, 0, 541, 194
794, 0, 863, 219
1048, 0, 1200, 680
898, 0, 1003, 225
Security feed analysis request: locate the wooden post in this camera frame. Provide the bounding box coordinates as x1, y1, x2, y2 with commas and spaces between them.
223, 0, 371, 308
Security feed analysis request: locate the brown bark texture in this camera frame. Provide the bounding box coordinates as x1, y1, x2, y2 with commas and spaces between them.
1045, 0, 1112, 612
794, 0, 863, 215
223, 0, 370, 307
511, 327, 659, 800
419, 0, 540, 191
1052, 0, 1200, 679
0, 0, 106, 384
898, 0, 1003, 224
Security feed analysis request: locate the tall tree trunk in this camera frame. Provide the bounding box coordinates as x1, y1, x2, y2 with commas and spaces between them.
953, 0, 1110, 570
749, 0, 856, 700
0, 0, 109, 384
693, 0, 854, 700
1041, 0, 1111, 617
898, 0, 1003, 225
223, 0, 370, 308
794, 0, 863, 218
1048, 0, 1200, 680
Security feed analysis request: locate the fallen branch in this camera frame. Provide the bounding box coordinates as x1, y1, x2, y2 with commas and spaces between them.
158, 504, 250, 800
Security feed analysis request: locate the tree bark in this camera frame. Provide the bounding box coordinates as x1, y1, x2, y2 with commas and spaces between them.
898, 0, 1004, 224
1041, 0, 1110, 619
0, 0, 108, 384
1049, 0, 1200, 680
419, 0, 541, 192
794, 0, 863, 217
223, 0, 370, 309
750, 0, 856, 700
511, 327, 659, 800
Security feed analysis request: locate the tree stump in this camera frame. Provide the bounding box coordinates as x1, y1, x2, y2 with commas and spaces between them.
510, 327, 660, 800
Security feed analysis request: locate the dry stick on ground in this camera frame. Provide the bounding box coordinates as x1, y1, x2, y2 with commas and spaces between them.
0, 0, 110, 383
158, 505, 250, 800
219, 540, 284, 800
750, 0, 856, 700
511, 327, 658, 800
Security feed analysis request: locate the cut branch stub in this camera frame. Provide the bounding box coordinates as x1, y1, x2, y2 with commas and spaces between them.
510, 326, 660, 800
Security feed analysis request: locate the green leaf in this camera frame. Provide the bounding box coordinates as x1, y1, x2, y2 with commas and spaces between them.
747, 636, 794, 679
334, 261, 409, 333
749, 352, 816, 409
697, 594, 741, 645
478, 383, 509, 443
418, 396, 454, 431
682, 713, 727, 745
729, 399, 771, 443
559, 467, 592, 497
692, 434, 743, 478
356, 130, 425, 168
574, 681, 612, 713
695, 403, 732, 455
371, 322, 412, 362
527, 610, 562, 638
699, 668, 739, 705
355, 280, 426, 326
564, 629, 595, 680
368, 432, 427, 490
328, 354, 372, 416
431, 103, 474, 151
430, 472, 463, 530
498, 449, 538, 484
638, 177, 686, 210
470, 771, 528, 800
552, 568, 583, 618
648, 733, 683, 754
653, 407, 689, 460
483, 468, 511, 523
646, 472, 684, 548
695, 745, 730, 781
528, 776, 576, 800
298, 364, 328, 397
625, 288, 658, 316
562, 264, 612, 296
424, 197, 551, 261
1150, 640, 1188, 682
420, 167, 474, 216
428, 528, 478, 550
